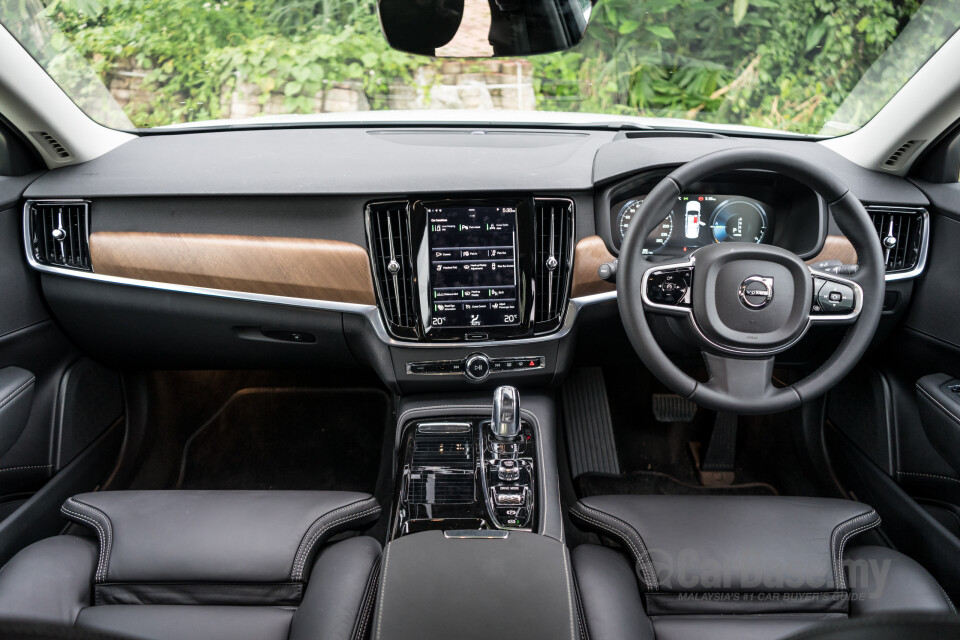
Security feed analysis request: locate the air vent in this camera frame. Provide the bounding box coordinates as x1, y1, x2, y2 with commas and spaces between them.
407, 432, 475, 505
367, 201, 417, 337
29, 131, 71, 160
534, 198, 574, 332
26, 201, 91, 271
411, 433, 473, 469
883, 140, 924, 169
867, 205, 926, 274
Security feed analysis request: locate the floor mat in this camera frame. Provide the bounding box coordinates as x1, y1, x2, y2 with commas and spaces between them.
176, 388, 388, 491
578, 471, 779, 497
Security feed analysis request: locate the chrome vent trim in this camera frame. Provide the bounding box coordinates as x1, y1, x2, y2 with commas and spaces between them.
26, 200, 91, 271
533, 197, 574, 332
366, 200, 418, 338
866, 205, 929, 281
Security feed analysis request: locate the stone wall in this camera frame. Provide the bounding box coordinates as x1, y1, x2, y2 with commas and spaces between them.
107, 58, 537, 122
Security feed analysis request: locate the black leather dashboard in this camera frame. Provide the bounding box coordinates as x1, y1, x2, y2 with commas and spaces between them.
15, 126, 933, 388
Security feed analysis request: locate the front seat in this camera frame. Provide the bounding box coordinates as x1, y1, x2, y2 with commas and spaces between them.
0, 490, 382, 640
570, 496, 955, 640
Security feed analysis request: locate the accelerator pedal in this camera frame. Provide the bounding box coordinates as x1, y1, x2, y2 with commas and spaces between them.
652, 394, 698, 423
561, 368, 621, 479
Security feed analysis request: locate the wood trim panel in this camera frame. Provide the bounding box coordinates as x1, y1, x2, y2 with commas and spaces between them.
571, 235, 616, 298
90, 232, 376, 305
806, 235, 858, 266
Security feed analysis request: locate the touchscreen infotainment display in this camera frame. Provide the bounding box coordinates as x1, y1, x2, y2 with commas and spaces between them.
427, 205, 519, 329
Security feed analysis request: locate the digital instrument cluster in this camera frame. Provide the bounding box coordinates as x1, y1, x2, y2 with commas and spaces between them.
616, 194, 772, 255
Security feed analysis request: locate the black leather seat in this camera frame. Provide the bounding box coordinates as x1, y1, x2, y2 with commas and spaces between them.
0, 491, 382, 640
570, 496, 956, 640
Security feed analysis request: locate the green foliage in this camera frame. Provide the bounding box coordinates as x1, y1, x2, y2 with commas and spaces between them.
45, 0, 428, 126
532, 0, 925, 133
37, 0, 936, 133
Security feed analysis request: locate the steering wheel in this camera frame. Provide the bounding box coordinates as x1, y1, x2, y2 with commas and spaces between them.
618, 148, 885, 415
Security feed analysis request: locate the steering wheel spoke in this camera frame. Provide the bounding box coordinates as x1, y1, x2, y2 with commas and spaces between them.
701, 352, 778, 405
808, 267, 863, 326
640, 257, 695, 316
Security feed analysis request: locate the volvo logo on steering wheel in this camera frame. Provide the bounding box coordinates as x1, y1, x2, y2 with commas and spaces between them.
738, 276, 775, 309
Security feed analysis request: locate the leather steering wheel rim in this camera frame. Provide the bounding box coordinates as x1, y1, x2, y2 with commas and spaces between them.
617, 147, 885, 415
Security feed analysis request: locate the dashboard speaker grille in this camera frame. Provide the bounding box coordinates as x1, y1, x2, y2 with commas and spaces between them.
534, 198, 574, 332
367, 201, 417, 334
27, 201, 91, 271
868, 205, 925, 273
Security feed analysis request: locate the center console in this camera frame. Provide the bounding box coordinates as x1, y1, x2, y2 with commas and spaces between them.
375, 389, 578, 640
391, 386, 539, 537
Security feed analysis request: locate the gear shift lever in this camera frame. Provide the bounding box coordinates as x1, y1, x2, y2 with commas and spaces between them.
492, 386, 520, 439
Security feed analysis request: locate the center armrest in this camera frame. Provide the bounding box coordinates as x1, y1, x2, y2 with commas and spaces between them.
372, 530, 579, 640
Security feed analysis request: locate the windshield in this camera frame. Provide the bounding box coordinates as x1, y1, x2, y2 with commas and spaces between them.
2, 0, 959, 135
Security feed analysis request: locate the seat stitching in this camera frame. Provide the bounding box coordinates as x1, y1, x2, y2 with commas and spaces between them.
836, 519, 881, 589
917, 386, 960, 426
291, 502, 380, 580
935, 580, 957, 613
830, 510, 879, 589
61, 502, 111, 582
290, 497, 378, 575
62, 499, 113, 581
561, 546, 576, 640
291, 505, 380, 579
354, 557, 382, 640
374, 542, 392, 640
0, 464, 51, 473
570, 508, 654, 587
573, 503, 658, 588
899, 471, 960, 485
0, 377, 35, 411
570, 505, 658, 589
60, 498, 113, 582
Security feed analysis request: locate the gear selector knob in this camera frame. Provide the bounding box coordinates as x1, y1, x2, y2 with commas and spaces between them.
492, 386, 520, 439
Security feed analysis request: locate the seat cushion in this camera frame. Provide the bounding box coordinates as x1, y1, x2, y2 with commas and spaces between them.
0, 536, 98, 625
0, 491, 383, 640
570, 496, 954, 640
571, 495, 879, 599
76, 606, 294, 640
60, 490, 380, 588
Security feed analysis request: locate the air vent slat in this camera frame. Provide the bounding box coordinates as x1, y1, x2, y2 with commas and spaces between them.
27, 201, 91, 272
368, 201, 417, 335
866, 205, 925, 275
533, 198, 574, 333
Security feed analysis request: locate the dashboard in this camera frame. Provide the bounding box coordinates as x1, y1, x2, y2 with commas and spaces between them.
12, 127, 931, 391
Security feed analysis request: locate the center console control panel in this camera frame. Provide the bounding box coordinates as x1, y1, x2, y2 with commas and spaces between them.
406, 353, 545, 381
391, 416, 537, 538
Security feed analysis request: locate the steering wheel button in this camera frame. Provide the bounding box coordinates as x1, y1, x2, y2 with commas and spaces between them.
817, 281, 855, 313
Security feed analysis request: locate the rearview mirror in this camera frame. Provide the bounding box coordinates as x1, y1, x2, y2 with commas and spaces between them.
378, 0, 593, 58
